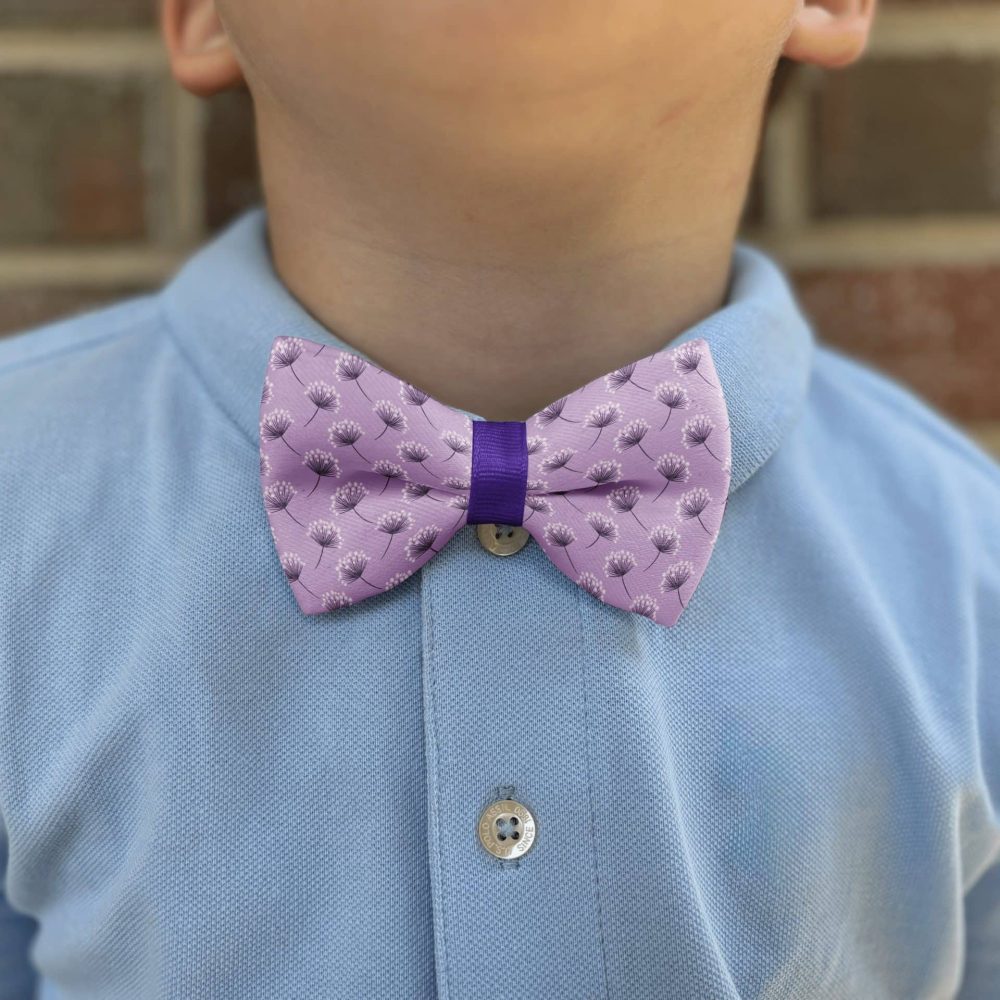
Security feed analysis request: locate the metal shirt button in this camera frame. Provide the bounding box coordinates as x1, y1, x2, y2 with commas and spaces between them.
477, 798, 537, 860
476, 523, 530, 556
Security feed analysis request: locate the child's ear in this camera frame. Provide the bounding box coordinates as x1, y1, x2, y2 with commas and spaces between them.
161, 0, 244, 97
782, 0, 877, 69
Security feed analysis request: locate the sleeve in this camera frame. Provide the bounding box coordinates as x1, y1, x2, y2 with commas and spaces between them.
0, 834, 38, 1000
958, 473, 1000, 998
959, 857, 1000, 998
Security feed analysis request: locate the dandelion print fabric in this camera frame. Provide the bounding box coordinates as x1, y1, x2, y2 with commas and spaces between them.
259, 335, 731, 627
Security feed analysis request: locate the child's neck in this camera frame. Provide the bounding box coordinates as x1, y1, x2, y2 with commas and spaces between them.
258, 101, 755, 422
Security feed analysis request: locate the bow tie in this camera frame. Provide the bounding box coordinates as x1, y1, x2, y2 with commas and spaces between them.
258, 335, 731, 627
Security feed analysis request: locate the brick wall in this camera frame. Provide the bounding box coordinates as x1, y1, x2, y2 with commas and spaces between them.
1, 1, 998, 456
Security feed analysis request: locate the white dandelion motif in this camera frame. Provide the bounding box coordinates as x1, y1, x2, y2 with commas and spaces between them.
535, 396, 578, 428
332, 481, 374, 521
578, 572, 606, 602
270, 337, 306, 384
327, 419, 369, 462
681, 415, 721, 461
526, 436, 548, 456
673, 342, 715, 386
583, 402, 623, 447
676, 487, 713, 533
653, 382, 690, 429
447, 494, 470, 527
653, 452, 691, 501
302, 449, 341, 497
526, 477, 549, 493
542, 522, 578, 572
608, 485, 648, 529
660, 560, 695, 607
260, 409, 300, 455
383, 570, 415, 591
541, 448, 582, 474
441, 430, 471, 462
280, 552, 304, 581
337, 550, 380, 590
604, 550, 638, 597
261, 376, 273, 405
263, 480, 305, 526
280, 553, 319, 597
584, 459, 623, 489
584, 512, 618, 547
303, 382, 341, 425
376, 510, 414, 557
605, 362, 649, 393
402, 482, 444, 503
645, 524, 680, 569
259, 450, 271, 478
321, 590, 353, 611
335, 353, 372, 399
399, 383, 436, 427
307, 519, 341, 567
614, 418, 655, 459
373, 399, 407, 438
371, 459, 406, 495
442, 475, 470, 491
405, 525, 442, 562
524, 495, 554, 520
630, 594, 659, 620
398, 440, 440, 479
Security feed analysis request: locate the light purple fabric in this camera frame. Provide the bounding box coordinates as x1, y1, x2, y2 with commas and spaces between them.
258, 336, 731, 627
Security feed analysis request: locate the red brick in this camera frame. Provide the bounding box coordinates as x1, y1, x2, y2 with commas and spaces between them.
790, 266, 1000, 422
0, 75, 148, 244
811, 56, 1000, 216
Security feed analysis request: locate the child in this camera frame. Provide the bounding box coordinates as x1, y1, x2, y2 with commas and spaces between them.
1, 0, 997, 996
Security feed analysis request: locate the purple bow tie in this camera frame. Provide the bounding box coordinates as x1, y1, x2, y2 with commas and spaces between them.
259, 335, 731, 627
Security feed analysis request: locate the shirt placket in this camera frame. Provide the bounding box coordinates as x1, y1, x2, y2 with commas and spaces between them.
420, 525, 611, 1000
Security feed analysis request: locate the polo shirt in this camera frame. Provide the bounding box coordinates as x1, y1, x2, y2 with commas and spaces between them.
1, 208, 998, 999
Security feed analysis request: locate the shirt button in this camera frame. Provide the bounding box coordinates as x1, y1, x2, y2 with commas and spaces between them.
477, 798, 537, 860
476, 523, 530, 556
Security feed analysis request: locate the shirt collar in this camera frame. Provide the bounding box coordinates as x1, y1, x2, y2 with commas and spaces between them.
162, 207, 814, 494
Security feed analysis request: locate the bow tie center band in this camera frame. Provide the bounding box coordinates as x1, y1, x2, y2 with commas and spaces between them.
259, 336, 732, 627
467, 420, 528, 526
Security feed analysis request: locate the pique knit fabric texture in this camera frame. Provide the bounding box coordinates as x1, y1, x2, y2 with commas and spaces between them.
0, 208, 998, 1000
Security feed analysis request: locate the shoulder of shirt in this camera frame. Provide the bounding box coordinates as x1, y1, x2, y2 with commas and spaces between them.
0, 292, 165, 379
0, 293, 177, 447
808, 340, 1000, 500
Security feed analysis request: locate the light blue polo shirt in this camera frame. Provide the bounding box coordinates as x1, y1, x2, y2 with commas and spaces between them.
1, 208, 998, 999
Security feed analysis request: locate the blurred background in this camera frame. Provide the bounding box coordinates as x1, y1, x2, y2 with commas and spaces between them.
0, 0, 998, 456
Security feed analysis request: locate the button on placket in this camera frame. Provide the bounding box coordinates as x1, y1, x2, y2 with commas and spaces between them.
477, 797, 537, 860
476, 522, 530, 556
420, 526, 610, 997
420, 414, 609, 995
